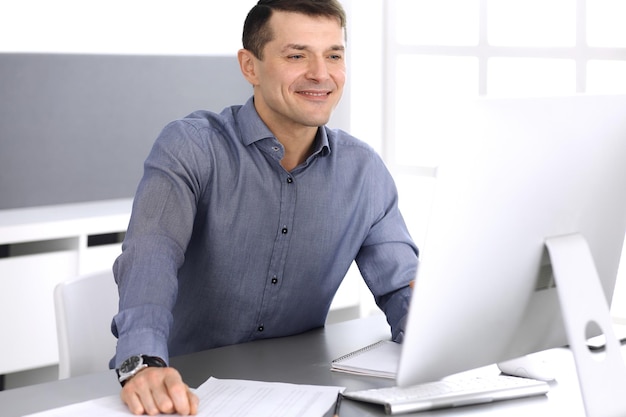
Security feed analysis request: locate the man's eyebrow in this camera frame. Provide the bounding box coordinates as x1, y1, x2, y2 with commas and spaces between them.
282, 43, 307, 52
282, 43, 346, 52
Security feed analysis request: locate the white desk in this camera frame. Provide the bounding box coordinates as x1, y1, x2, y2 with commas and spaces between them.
0, 315, 588, 416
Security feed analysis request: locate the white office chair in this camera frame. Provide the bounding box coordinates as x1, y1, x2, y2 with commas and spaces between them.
53, 270, 119, 379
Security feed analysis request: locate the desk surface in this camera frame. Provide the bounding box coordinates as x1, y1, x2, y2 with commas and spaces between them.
0, 315, 586, 416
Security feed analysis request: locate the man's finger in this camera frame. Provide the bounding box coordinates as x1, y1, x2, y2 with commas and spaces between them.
164, 371, 199, 415
120, 390, 146, 416
189, 388, 200, 415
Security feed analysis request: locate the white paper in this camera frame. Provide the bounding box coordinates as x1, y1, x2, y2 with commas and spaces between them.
195, 377, 343, 417
22, 395, 129, 417
23, 377, 344, 417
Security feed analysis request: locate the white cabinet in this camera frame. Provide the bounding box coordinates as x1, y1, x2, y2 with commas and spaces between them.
0, 199, 132, 375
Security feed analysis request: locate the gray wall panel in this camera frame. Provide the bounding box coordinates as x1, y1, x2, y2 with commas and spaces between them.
0, 53, 252, 209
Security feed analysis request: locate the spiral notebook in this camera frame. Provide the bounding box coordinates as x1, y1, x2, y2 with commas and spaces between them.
331, 340, 401, 379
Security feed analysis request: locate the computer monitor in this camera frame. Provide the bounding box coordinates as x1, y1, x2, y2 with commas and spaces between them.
397, 94, 626, 391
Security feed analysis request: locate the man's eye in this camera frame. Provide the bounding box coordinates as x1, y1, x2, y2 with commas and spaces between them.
288, 55, 304, 60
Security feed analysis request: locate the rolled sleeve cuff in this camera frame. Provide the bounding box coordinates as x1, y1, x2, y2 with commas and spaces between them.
391, 312, 408, 343
112, 306, 172, 368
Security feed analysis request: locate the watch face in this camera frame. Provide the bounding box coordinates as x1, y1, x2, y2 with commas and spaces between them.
120, 355, 142, 374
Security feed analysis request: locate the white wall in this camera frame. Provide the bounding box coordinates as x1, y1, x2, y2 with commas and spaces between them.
0, 1, 255, 55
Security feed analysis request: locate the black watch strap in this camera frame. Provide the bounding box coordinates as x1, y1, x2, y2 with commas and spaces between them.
142, 355, 167, 368
117, 355, 167, 387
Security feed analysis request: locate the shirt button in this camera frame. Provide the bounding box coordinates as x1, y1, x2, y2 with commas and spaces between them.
258, 325, 264, 332
281, 227, 288, 234
271, 276, 278, 284
287, 177, 293, 184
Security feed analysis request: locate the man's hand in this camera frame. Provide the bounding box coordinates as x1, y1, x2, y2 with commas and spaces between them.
120, 367, 199, 415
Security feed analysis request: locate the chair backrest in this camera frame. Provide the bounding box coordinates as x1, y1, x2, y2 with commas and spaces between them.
54, 270, 118, 379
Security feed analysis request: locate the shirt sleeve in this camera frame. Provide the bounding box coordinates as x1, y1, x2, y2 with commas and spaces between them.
355, 155, 419, 342
111, 120, 208, 366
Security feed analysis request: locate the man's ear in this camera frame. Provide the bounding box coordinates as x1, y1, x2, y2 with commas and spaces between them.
238, 49, 259, 86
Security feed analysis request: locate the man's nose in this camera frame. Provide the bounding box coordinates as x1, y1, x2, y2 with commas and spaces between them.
305, 56, 330, 81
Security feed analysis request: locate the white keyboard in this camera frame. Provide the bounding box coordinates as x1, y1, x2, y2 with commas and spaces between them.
343, 375, 550, 415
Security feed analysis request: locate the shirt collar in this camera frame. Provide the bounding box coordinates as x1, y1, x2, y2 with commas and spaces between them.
238, 97, 274, 146
237, 97, 331, 157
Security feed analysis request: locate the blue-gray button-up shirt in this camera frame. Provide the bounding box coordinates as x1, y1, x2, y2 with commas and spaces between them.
112, 98, 418, 366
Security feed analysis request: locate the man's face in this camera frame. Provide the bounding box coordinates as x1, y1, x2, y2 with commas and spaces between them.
244, 11, 346, 134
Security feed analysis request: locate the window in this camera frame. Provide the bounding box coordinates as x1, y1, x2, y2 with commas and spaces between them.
384, 0, 626, 247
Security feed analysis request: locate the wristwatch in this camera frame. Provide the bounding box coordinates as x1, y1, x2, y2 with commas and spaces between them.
116, 354, 167, 386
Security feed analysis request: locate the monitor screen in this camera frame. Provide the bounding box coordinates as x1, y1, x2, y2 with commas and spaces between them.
397, 94, 626, 387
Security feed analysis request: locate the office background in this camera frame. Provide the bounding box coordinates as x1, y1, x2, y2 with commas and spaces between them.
1, 0, 625, 386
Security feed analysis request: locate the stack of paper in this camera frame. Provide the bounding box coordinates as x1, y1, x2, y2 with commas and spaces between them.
24, 377, 344, 417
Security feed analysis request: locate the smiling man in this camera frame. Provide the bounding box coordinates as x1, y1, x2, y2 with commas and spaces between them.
238, 9, 346, 171
112, 0, 418, 415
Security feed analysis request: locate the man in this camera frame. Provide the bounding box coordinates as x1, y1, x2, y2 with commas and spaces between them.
113, 0, 419, 414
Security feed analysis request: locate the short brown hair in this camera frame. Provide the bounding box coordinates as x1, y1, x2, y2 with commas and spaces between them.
242, 0, 347, 60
